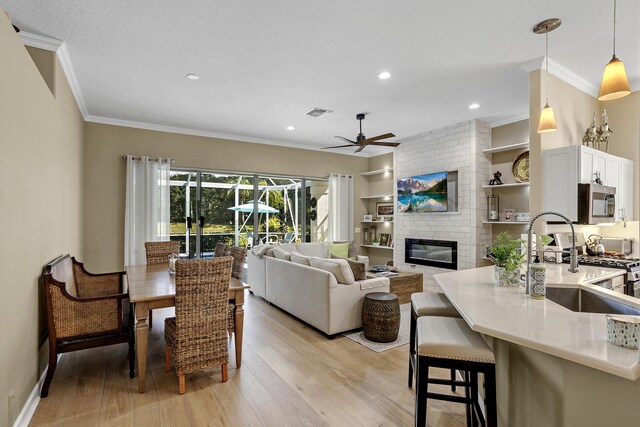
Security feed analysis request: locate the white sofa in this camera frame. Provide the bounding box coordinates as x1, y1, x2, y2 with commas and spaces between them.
247, 242, 390, 335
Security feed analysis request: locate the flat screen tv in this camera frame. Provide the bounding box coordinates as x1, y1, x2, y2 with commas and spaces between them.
397, 171, 448, 212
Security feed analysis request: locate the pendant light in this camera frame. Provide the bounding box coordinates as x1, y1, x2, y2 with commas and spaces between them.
598, 0, 631, 101
534, 19, 561, 134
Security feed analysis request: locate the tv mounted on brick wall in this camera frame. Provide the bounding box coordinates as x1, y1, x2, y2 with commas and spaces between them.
397, 171, 448, 212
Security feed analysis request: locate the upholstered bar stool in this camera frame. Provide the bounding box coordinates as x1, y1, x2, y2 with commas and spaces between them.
414, 316, 497, 427
408, 292, 461, 389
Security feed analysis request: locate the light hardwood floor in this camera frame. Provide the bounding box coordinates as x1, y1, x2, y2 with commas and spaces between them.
30, 292, 467, 426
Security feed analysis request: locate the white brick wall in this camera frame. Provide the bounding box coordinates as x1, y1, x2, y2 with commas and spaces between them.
393, 120, 491, 289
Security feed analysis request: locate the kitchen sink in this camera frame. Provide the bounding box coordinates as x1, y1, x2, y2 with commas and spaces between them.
546, 287, 640, 315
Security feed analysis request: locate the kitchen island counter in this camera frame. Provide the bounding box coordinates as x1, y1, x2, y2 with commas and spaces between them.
434, 265, 639, 380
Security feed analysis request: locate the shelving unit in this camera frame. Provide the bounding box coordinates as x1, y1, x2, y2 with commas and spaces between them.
360, 156, 395, 266
482, 120, 531, 252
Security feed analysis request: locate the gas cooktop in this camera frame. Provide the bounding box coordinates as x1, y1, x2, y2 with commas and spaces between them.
563, 255, 640, 271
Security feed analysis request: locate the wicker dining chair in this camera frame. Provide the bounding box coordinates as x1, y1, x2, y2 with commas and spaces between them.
226, 246, 247, 337
41, 255, 133, 398
165, 257, 233, 394
214, 242, 229, 257
144, 240, 180, 328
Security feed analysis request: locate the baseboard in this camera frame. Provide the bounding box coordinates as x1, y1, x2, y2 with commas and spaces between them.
12, 355, 61, 427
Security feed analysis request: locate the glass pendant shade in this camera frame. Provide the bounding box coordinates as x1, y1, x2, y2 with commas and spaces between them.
537, 104, 557, 133
598, 56, 631, 101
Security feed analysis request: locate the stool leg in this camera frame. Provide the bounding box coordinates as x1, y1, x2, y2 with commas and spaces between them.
408, 309, 417, 388
484, 366, 497, 427
471, 371, 479, 427
451, 369, 456, 392
414, 356, 428, 427
465, 371, 472, 427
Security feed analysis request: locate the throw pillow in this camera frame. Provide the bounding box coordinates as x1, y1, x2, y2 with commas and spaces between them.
334, 240, 358, 258
309, 257, 356, 285
272, 247, 291, 261
328, 242, 350, 259
290, 251, 311, 266
330, 254, 367, 281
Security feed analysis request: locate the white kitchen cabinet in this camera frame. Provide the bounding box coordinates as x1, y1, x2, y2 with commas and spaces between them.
543, 145, 634, 222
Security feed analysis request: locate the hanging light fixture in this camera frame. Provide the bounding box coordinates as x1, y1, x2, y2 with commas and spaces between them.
598, 0, 631, 101
534, 19, 562, 134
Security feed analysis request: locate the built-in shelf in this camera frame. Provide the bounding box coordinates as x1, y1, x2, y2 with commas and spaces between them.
482, 221, 528, 225
361, 167, 394, 176
482, 142, 529, 155
481, 182, 530, 189
360, 193, 394, 199
361, 245, 394, 250
361, 220, 393, 224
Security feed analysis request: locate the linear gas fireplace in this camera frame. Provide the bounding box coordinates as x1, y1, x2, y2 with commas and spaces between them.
405, 238, 458, 270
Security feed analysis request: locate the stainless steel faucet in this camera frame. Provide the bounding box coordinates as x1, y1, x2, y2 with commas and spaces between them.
526, 211, 579, 294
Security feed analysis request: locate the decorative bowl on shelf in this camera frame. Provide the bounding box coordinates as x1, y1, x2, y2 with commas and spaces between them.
369, 265, 389, 273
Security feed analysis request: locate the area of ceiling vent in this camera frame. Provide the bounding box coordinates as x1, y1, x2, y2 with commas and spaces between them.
305, 107, 333, 118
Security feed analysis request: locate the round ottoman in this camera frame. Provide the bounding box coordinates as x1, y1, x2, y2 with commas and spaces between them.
362, 292, 400, 342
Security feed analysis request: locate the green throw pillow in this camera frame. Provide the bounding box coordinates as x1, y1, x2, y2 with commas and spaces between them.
328, 242, 350, 259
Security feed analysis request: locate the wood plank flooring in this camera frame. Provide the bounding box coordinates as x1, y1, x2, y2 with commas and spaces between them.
30, 292, 467, 426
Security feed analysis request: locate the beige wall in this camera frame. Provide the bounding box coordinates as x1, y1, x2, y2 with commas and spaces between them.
0, 14, 84, 427
83, 123, 370, 271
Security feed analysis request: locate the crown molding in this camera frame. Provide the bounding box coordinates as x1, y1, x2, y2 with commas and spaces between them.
520, 56, 599, 98
85, 115, 373, 157
19, 31, 88, 118
490, 113, 529, 128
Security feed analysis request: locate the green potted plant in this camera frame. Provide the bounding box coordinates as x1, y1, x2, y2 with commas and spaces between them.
372, 238, 380, 247
488, 231, 552, 287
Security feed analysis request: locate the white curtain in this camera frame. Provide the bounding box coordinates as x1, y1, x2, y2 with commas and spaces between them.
124, 155, 171, 265
328, 173, 354, 241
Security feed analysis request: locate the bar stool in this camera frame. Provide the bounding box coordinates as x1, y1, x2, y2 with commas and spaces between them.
408, 292, 461, 389
415, 316, 497, 427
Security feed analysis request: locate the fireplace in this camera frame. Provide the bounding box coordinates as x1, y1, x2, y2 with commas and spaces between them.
405, 238, 458, 270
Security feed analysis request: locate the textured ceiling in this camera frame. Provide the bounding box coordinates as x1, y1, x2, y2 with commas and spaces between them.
3, 1, 639, 155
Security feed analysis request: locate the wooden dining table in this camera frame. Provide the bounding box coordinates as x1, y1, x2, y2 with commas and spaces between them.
126, 263, 250, 393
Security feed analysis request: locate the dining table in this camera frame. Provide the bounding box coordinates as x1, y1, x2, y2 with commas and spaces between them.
126, 263, 250, 393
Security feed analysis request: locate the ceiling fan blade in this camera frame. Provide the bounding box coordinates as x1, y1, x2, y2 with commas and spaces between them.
370, 142, 401, 147
322, 144, 357, 150
354, 144, 367, 153
334, 136, 357, 144
361, 133, 396, 144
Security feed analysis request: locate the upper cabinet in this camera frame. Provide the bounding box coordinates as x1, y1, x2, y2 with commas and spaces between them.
543, 145, 634, 221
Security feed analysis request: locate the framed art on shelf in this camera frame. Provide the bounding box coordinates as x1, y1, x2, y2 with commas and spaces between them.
363, 214, 373, 221
502, 209, 516, 222
376, 202, 394, 218
379, 233, 390, 246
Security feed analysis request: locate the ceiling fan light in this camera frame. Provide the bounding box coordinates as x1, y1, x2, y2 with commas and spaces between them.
598, 56, 631, 101
537, 104, 557, 133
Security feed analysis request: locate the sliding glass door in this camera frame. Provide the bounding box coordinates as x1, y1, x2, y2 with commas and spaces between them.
170, 169, 326, 258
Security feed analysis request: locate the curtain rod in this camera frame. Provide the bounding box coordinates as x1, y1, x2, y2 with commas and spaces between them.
122, 155, 175, 164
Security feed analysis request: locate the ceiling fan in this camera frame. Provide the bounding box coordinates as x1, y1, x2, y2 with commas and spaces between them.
322, 113, 399, 153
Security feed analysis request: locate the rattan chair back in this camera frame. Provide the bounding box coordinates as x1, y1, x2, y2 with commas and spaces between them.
172, 257, 233, 374
228, 246, 247, 279
145, 241, 180, 264
214, 242, 229, 257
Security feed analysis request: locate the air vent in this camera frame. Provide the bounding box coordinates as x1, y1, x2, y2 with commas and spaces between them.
305, 107, 333, 118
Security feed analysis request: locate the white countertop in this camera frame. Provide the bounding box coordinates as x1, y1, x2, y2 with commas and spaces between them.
433, 264, 640, 380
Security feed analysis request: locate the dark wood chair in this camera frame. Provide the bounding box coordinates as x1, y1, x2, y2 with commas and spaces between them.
41, 255, 133, 398
165, 257, 233, 394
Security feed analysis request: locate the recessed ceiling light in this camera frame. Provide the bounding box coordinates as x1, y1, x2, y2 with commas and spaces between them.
186, 74, 200, 80
468, 103, 481, 110
286, 126, 295, 131
378, 71, 391, 80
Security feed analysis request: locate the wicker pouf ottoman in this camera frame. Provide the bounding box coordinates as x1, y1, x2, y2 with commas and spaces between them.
362, 292, 400, 342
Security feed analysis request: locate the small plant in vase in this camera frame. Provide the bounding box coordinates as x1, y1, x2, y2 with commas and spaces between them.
372, 238, 380, 247
488, 232, 525, 287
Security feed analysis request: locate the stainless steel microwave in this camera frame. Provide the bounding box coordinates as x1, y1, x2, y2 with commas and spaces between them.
577, 183, 616, 224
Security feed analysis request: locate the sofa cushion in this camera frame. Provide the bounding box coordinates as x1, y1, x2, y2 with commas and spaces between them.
277, 243, 298, 253
295, 243, 326, 258
309, 257, 356, 285
333, 240, 358, 258
328, 242, 350, 259
272, 247, 291, 261
290, 251, 311, 266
